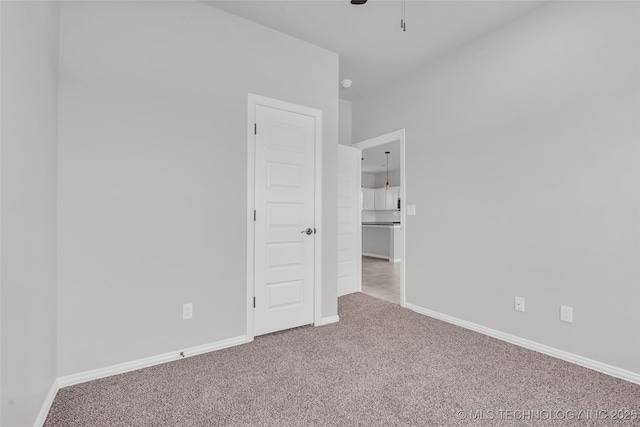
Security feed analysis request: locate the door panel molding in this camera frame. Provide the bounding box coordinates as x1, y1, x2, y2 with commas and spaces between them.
246, 94, 323, 341
337, 145, 361, 296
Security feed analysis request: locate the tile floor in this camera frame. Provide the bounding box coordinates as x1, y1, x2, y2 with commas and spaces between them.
361, 256, 400, 304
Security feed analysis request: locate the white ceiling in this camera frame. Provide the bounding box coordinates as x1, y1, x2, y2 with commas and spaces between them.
362, 140, 400, 174
205, 0, 545, 101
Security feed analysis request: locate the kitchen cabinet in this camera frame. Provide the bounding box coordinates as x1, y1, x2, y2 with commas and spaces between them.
362, 188, 375, 210
363, 186, 400, 210
386, 186, 400, 210
374, 188, 386, 210
362, 224, 402, 262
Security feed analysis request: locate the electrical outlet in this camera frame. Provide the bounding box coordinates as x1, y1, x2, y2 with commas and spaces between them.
407, 204, 416, 216
514, 296, 525, 312
560, 305, 573, 323
183, 303, 193, 320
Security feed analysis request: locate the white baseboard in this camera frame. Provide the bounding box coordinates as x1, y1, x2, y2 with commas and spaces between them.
35, 335, 247, 426
34, 335, 248, 426
362, 252, 399, 263
56, 335, 248, 390
362, 252, 389, 260
33, 378, 60, 427
317, 315, 340, 326
405, 303, 640, 385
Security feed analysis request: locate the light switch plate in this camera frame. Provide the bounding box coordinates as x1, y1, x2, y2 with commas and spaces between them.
183, 303, 193, 320
407, 205, 416, 216
560, 305, 573, 323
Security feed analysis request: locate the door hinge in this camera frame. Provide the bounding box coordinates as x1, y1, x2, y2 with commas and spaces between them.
254, 123, 257, 135
253, 297, 256, 308
254, 210, 256, 221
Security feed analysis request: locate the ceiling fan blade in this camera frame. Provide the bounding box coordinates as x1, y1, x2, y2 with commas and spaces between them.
351, 0, 368, 4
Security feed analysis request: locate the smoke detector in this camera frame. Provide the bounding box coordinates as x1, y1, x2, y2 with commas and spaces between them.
341, 79, 353, 89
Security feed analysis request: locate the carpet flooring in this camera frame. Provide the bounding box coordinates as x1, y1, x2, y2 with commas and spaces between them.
45, 293, 640, 426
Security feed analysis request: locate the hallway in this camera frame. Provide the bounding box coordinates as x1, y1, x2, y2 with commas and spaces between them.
361, 256, 400, 304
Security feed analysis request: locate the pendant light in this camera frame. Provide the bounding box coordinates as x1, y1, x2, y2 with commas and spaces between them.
385, 151, 390, 190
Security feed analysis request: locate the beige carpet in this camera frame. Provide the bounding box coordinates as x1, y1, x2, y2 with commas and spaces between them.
45, 293, 640, 426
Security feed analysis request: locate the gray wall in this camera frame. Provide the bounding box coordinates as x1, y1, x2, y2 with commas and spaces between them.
353, 1, 640, 374
57, 1, 339, 376
1, 1, 59, 425
362, 171, 401, 188
339, 99, 352, 146
362, 173, 375, 188
373, 170, 401, 189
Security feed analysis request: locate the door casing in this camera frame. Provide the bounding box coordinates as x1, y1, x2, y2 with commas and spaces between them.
246, 94, 323, 341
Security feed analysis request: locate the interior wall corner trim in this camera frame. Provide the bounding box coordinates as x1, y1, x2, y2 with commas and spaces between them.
33, 378, 61, 427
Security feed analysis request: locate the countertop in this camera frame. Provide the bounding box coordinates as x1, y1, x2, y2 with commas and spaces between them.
362, 222, 401, 228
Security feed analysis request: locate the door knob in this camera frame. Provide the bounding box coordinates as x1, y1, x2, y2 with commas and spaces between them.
301, 228, 313, 235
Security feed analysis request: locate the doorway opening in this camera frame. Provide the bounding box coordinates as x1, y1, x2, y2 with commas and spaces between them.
353, 130, 406, 307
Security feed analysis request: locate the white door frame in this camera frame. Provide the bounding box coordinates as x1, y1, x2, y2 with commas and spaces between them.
352, 129, 407, 307
246, 93, 323, 341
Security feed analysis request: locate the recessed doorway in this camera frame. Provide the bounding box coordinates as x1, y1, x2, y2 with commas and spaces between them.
353, 130, 406, 307
362, 256, 401, 304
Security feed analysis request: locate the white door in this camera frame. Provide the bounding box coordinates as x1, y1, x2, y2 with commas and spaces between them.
254, 104, 316, 336
337, 145, 360, 296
